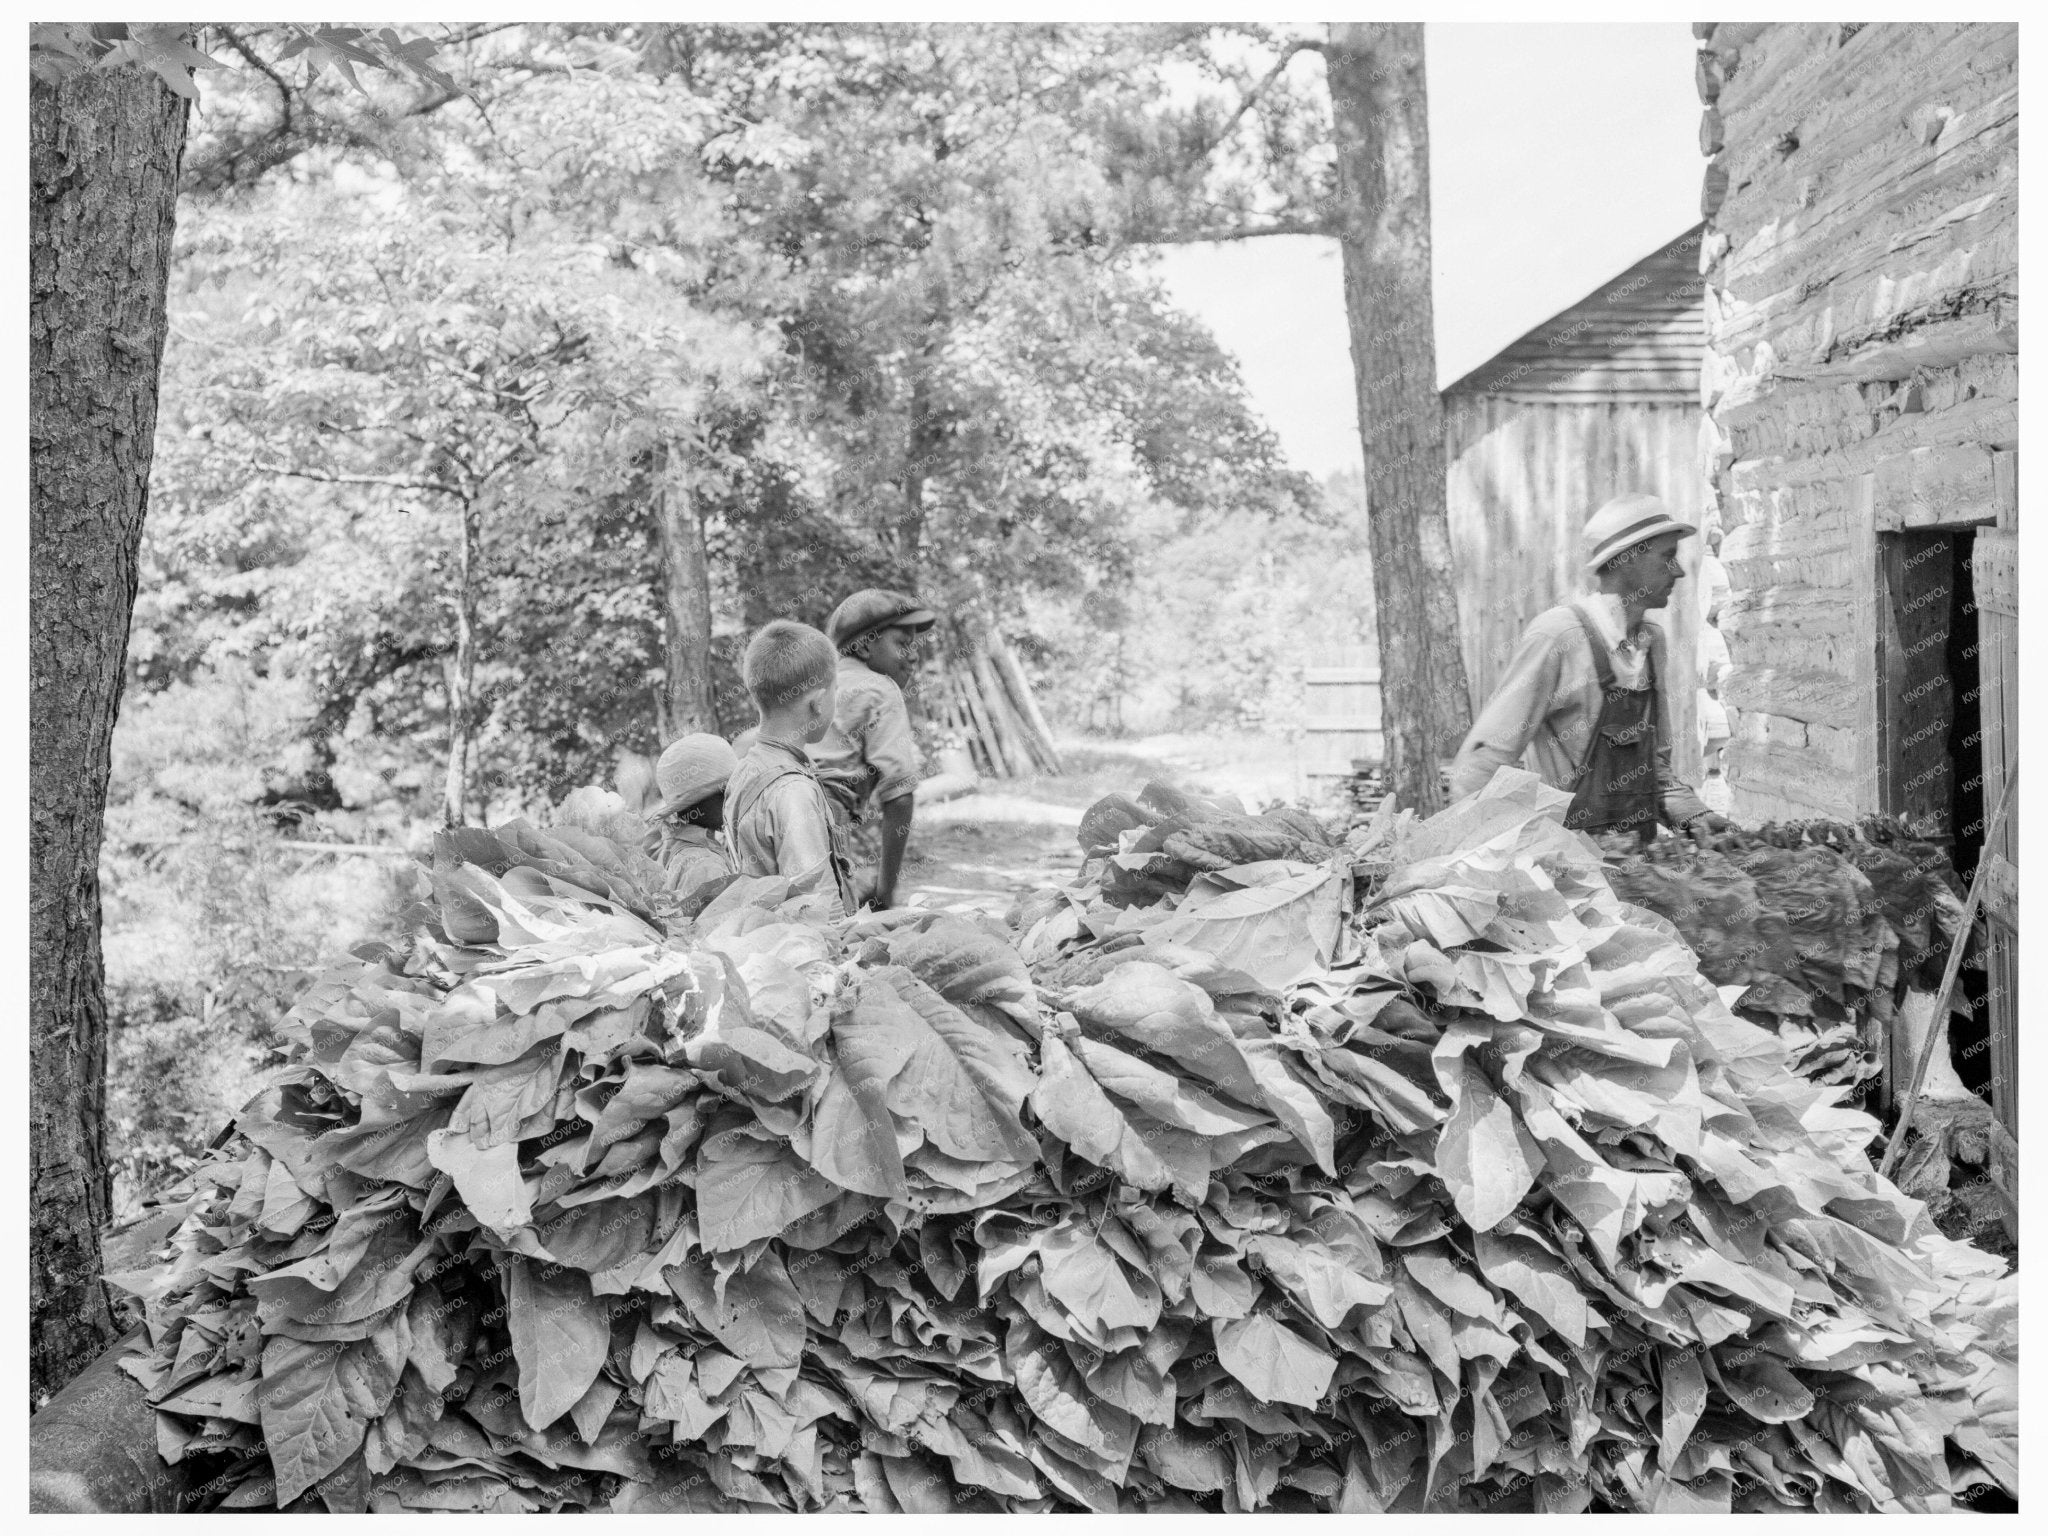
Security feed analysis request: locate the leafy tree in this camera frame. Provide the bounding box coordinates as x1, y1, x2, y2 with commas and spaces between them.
145, 24, 1312, 804
1065, 23, 1472, 811
641, 23, 1314, 627
155, 62, 783, 816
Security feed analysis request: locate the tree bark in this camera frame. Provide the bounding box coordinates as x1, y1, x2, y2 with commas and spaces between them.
655, 444, 718, 739
1325, 23, 1471, 816
441, 497, 481, 826
901, 370, 932, 574
29, 55, 191, 1407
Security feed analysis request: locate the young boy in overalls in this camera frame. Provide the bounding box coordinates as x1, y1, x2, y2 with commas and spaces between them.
722, 620, 858, 914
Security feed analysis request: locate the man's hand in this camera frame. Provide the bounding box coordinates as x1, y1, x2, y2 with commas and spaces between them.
851, 869, 884, 911
1688, 812, 1734, 836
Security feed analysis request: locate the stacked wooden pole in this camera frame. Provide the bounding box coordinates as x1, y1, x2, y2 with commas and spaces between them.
922, 627, 1062, 780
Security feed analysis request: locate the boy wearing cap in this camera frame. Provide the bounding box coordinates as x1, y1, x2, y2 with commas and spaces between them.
812, 588, 937, 911
724, 620, 858, 913
1449, 492, 1733, 842
647, 733, 737, 896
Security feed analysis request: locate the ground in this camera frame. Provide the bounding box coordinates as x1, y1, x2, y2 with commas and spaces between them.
897, 732, 1320, 918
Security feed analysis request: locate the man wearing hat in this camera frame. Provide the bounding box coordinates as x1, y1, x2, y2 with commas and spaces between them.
812, 588, 938, 909
647, 732, 739, 895
1448, 493, 1733, 842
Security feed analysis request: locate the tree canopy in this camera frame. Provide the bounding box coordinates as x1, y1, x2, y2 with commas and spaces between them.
142, 23, 1327, 812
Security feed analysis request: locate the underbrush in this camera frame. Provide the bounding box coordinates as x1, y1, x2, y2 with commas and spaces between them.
102, 667, 429, 1219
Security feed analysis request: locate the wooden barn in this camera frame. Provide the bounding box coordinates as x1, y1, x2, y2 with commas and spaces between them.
1693, 22, 2018, 1209
1442, 226, 1713, 775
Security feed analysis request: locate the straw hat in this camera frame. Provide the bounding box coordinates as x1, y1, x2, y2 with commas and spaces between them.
1582, 494, 1696, 571
651, 733, 739, 819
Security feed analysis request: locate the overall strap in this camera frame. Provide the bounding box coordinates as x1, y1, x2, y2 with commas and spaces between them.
724, 761, 809, 846
1566, 605, 1615, 789
1569, 602, 1619, 692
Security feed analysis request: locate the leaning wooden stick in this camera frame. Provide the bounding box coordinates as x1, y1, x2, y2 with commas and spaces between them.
1877, 764, 2017, 1180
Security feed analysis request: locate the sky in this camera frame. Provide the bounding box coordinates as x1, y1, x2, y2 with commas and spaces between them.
1152, 23, 1705, 480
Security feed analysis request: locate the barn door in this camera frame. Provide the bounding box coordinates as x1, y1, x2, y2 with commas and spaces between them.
1970, 525, 2017, 1234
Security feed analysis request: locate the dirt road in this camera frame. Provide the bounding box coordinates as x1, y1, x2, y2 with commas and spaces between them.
898, 734, 1315, 918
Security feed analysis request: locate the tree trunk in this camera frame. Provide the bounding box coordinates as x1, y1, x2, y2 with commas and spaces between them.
654, 444, 717, 738
29, 55, 190, 1408
899, 337, 942, 576
442, 497, 481, 826
1325, 23, 1471, 817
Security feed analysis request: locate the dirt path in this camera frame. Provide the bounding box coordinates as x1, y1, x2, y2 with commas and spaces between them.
897, 734, 1305, 918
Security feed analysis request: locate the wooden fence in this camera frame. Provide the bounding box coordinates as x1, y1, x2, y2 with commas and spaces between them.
1301, 647, 1383, 786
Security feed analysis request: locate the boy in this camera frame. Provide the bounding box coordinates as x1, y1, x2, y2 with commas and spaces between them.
646, 733, 737, 896
724, 620, 858, 913
813, 588, 936, 910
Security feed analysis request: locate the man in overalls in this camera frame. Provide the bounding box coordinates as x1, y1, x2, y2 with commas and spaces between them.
1448, 493, 1734, 843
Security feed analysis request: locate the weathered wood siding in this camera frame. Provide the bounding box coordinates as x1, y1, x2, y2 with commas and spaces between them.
1443, 226, 1710, 775
1695, 22, 2018, 821
1445, 398, 1708, 772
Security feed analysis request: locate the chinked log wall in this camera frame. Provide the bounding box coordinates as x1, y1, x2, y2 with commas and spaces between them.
1694, 21, 2017, 821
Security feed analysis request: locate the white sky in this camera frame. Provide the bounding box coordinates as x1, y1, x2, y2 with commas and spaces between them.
1152, 22, 1704, 479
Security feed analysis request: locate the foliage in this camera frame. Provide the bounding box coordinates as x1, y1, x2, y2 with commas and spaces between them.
29, 22, 453, 101
150, 58, 782, 806
102, 666, 421, 1217
142, 23, 1321, 810
110, 770, 2013, 1512
634, 23, 1317, 612
1026, 470, 1375, 737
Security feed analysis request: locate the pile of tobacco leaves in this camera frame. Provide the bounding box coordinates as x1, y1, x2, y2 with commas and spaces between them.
106, 771, 2015, 1513
1603, 819, 1967, 1095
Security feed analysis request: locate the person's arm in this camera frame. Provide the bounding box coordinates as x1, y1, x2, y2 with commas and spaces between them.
1448, 623, 1567, 801
1650, 629, 1722, 831
874, 792, 913, 908
861, 681, 923, 908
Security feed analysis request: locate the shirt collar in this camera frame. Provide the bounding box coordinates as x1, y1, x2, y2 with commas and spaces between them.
1581, 592, 1649, 653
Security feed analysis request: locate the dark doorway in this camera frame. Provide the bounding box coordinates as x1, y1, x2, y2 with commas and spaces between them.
1876, 529, 1988, 1091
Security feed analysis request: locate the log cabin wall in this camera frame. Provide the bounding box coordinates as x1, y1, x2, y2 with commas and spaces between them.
1694, 22, 2018, 822
1443, 227, 1709, 775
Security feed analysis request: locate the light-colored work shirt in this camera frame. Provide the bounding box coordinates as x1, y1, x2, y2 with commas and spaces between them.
723, 739, 850, 913
1449, 595, 1711, 827
810, 656, 921, 824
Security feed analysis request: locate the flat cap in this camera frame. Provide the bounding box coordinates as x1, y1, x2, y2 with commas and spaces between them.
825, 589, 937, 652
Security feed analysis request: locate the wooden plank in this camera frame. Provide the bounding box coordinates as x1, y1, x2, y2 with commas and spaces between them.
1971, 528, 2016, 613
1984, 1114, 2017, 1240
1991, 447, 2016, 530
1988, 923, 2018, 1139
1977, 850, 2017, 929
